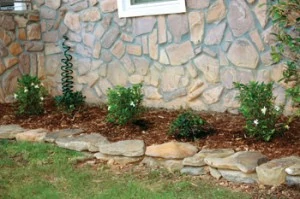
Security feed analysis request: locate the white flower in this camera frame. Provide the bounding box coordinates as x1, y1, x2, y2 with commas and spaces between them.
261, 106, 267, 115
108, 106, 111, 111
24, 87, 28, 93
34, 84, 39, 89
31, 83, 34, 86
14, 93, 18, 99
275, 105, 280, 111
40, 97, 44, 101
253, 119, 259, 126
41, 83, 44, 86
285, 125, 290, 130
130, 101, 135, 107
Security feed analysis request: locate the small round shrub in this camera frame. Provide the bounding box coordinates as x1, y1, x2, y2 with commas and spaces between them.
169, 111, 209, 141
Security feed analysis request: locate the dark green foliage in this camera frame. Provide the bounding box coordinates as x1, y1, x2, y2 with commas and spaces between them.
169, 111, 209, 141
106, 84, 143, 125
55, 36, 85, 112
234, 81, 284, 141
14, 75, 47, 115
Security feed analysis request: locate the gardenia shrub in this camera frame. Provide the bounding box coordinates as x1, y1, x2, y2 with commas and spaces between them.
169, 111, 209, 141
234, 81, 284, 141
106, 84, 143, 125
14, 75, 47, 115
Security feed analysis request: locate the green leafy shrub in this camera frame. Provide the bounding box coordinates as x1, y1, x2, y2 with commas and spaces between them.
14, 75, 47, 115
269, 0, 299, 118
234, 81, 285, 141
106, 84, 143, 125
55, 36, 85, 113
169, 111, 209, 141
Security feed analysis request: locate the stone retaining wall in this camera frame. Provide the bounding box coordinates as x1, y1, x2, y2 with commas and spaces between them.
0, 11, 44, 102
1, 124, 299, 187
0, 0, 294, 114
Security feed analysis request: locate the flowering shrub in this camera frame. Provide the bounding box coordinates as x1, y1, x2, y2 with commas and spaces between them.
169, 111, 210, 141
14, 75, 47, 115
106, 84, 143, 125
234, 81, 285, 141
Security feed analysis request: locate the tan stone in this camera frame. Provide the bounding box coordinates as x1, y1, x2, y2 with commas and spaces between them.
142, 35, 148, 55
159, 49, 169, 65
96, 79, 113, 94
14, 15, 28, 28
227, 39, 259, 69
16, 129, 48, 142
254, 0, 268, 28
93, 41, 101, 59
121, 33, 134, 42
18, 28, 26, 40
127, 45, 142, 56
129, 75, 144, 84
0, 61, 6, 75
204, 22, 226, 45
5, 58, 19, 69
9, 42, 22, 56
188, 12, 205, 44
224, 90, 240, 109
198, 148, 235, 158
149, 29, 158, 60
256, 156, 300, 186
45, 0, 61, 9
107, 60, 128, 86
194, 54, 220, 83
2, 68, 21, 96
188, 84, 207, 101
77, 73, 99, 87
167, 14, 188, 43
158, 16, 167, 44
249, 29, 264, 52
206, 0, 226, 23
186, 0, 210, 9
27, 23, 41, 40
186, 62, 198, 78
101, 0, 117, 13
160, 66, 184, 92
0, 31, 12, 46
203, 86, 224, 104
64, 12, 81, 32
205, 151, 268, 173
133, 16, 156, 36
133, 57, 149, 76
101, 26, 120, 49
111, 41, 125, 59
19, 54, 30, 74
45, 43, 61, 55
146, 141, 198, 159
228, 0, 254, 37
80, 7, 101, 22
166, 41, 194, 66
143, 86, 162, 100
286, 164, 300, 176
28, 13, 40, 22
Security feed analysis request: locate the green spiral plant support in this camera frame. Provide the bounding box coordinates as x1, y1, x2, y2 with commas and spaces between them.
61, 35, 73, 95
55, 35, 85, 113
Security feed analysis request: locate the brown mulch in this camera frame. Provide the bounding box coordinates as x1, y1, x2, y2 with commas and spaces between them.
1, 98, 299, 160
0, 99, 300, 198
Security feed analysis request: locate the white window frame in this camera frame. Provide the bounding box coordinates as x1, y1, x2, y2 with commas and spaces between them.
117, 0, 186, 18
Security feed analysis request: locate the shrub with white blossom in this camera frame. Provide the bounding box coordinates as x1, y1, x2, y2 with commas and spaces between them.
106, 84, 143, 125
14, 75, 47, 115
234, 81, 286, 141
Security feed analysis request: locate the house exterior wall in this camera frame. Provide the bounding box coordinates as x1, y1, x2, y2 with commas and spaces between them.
0, 0, 293, 114
0, 10, 44, 102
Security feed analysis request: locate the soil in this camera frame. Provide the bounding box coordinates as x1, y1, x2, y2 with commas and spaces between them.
0, 98, 299, 198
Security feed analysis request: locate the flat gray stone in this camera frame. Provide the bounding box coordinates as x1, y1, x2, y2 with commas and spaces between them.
183, 155, 206, 167
286, 175, 300, 186
256, 156, 300, 186
285, 164, 300, 176
99, 140, 145, 157
209, 167, 222, 180
181, 166, 207, 176
141, 157, 183, 171
56, 133, 109, 152
0, 124, 26, 139
219, 169, 258, 184
198, 148, 235, 158
44, 129, 84, 143
205, 151, 268, 173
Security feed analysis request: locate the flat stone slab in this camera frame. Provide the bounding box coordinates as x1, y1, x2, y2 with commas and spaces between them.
256, 156, 300, 186
141, 157, 183, 171
183, 148, 235, 167
56, 133, 109, 152
219, 169, 258, 184
285, 164, 300, 176
94, 152, 143, 165
15, 129, 48, 142
209, 167, 222, 180
205, 151, 268, 173
99, 140, 145, 157
286, 175, 300, 186
44, 129, 84, 143
181, 166, 208, 176
0, 124, 26, 139
145, 141, 198, 159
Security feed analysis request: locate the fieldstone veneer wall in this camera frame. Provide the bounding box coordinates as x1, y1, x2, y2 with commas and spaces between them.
1, 0, 293, 113
0, 11, 44, 102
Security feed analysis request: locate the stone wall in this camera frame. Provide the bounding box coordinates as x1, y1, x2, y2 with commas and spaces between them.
0, 11, 44, 102
2, 0, 292, 113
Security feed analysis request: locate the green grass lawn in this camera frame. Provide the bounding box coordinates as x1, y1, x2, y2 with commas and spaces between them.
0, 140, 251, 199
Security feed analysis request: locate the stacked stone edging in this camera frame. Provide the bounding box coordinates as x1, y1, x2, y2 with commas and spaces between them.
1, 124, 299, 187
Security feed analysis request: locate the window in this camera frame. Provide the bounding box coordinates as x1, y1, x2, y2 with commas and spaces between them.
0, 0, 31, 11
117, 0, 186, 18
